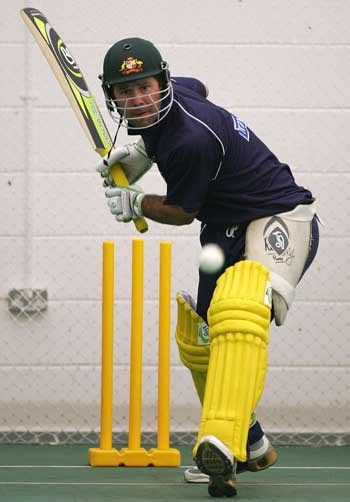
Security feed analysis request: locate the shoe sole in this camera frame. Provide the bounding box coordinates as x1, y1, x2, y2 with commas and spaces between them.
195, 437, 234, 477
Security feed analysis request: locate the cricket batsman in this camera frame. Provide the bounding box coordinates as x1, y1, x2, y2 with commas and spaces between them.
96, 37, 320, 497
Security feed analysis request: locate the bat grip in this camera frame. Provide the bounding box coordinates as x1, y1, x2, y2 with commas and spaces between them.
109, 164, 148, 233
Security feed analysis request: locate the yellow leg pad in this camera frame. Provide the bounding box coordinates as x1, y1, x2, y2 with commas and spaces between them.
175, 292, 210, 404
195, 261, 271, 462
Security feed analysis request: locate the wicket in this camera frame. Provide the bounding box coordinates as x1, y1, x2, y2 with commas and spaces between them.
88, 239, 181, 467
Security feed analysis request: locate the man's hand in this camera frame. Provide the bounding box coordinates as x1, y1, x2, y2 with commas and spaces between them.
96, 137, 153, 187
105, 186, 145, 223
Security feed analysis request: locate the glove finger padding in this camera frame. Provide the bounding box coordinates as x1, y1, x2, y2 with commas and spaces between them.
106, 186, 145, 223
96, 148, 129, 175
96, 138, 153, 186
107, 189, 122, 215
120, 189, 133, 222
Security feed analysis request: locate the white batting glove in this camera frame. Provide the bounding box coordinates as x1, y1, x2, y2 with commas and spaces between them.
105, 186, 145, 223
96, 137, 153, 187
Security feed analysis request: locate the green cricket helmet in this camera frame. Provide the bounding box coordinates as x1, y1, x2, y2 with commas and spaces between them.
103, 37, 169, 85
101, 37, 173, 130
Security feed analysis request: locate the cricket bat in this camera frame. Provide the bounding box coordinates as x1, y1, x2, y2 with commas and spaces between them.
20, 7, 148, 234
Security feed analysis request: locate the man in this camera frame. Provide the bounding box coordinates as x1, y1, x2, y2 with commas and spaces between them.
97, 38, 319, 498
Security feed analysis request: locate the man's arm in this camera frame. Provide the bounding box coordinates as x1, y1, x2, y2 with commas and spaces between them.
104, 187, 197, 226
141, 194, 198, 226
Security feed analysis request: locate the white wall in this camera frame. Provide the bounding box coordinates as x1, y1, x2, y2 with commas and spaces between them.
0, 0, 349, 440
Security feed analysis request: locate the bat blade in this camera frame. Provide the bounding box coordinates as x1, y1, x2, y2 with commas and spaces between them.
20, 7, 148, 233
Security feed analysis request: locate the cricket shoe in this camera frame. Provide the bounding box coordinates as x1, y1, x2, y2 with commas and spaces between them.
246, 434, 277, 472
185, 433, 277, 484
194, 435, 237, 497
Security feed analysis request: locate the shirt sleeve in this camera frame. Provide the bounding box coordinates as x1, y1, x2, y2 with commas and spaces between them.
171, 76, 207, 98
163, 134, 223, 213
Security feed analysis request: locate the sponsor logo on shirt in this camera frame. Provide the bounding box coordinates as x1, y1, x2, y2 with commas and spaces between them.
231, 114, 250, 141
226, 224, 239, 238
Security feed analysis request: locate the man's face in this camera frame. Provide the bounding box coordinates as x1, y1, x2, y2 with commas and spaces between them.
112, 76, 162, 128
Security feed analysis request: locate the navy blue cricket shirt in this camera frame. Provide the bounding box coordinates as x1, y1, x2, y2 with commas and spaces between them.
133, 76, 314, 224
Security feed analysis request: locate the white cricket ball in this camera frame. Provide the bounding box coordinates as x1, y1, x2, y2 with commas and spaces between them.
199, 244, 225, 274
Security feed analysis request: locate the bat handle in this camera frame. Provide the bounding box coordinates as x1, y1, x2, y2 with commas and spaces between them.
109, 164, 148, 233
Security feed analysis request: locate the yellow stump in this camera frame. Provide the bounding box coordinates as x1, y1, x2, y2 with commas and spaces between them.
89, 241, 120, 466
149, 242, 181, 466
158, 242, 172, 448
120, 239, 151, 466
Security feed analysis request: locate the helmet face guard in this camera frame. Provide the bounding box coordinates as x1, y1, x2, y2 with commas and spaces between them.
101, 38, 173, 129
105, 81, 173, 130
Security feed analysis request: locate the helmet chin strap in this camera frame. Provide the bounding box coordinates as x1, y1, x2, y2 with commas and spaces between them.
106, 116, 123, 162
